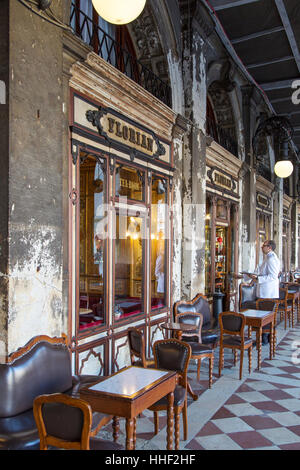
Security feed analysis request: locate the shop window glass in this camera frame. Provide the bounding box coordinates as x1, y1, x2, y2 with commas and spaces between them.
116, 165, 145, 202
79, 153, 107, 331
114, 214, 145, 321
215, 227, 227, 292
151, 178, 167, 310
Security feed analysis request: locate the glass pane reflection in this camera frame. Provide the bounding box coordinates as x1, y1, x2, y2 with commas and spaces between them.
79, 154, 106, 330
151, 178, 167, 310
114, 214, 144, 321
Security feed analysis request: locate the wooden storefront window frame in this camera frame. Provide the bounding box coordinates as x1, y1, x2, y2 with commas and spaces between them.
75, 147, 109, 340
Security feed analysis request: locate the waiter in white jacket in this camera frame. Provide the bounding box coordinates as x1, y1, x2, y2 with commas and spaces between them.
250, 240, 281, 343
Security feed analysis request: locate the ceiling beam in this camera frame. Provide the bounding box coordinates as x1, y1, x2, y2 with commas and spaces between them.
260, 79, 299, 91
269, 96, 291, 104
212, 0, 260, 11
279, 111, 300, 116
246, 55, 294, 69
275, 0, 300, 73
231, 26, 285, 44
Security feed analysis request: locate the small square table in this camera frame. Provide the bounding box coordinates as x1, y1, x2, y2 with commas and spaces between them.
80, 366, 177, 450
241, 309, 275, 369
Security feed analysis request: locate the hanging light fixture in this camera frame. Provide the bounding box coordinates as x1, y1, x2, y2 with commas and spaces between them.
92, 0, 146, 25
253, 116, 295, 179
274, 159, 294, 178
274, 139, 294, 178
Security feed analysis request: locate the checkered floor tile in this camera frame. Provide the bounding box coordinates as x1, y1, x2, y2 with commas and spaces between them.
96, 322, 300, 450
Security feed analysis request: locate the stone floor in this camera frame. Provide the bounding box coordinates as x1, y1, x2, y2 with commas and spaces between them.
97, 319, 300, 450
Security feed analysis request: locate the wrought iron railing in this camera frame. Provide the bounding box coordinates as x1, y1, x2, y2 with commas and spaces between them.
70, 2, 172, 107
206, 115, 238, 157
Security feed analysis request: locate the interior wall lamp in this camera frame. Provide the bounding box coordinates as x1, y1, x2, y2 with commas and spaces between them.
92, 0, 146, 25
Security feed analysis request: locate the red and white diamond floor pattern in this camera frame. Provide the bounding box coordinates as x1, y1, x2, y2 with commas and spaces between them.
186, 325, 300, 450
97, 324, 300, 450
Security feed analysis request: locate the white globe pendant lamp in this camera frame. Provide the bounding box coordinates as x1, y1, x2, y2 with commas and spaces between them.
92, 0, 146, 25
274, 160, 294, 178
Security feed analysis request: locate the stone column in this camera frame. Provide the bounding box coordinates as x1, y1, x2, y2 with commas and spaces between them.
171, 115, 189, 304
0, 0, 9, 362
240, 85, 257, 271
272, 178, 284, 270
180, 2, 213, 299
4, 0, 65, 355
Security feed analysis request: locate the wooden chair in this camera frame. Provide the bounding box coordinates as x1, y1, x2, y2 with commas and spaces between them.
254, 299, 279, 358
175, 312, 214, 388
127, 327, 155, 368
33, 393, 123, 450
174, 294, 218, 348
148, 339, 192, 450
278, 287, 293, 329
219, 311, 253, 380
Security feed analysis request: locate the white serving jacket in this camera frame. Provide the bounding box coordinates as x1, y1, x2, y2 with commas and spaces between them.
257, 251, 281, 299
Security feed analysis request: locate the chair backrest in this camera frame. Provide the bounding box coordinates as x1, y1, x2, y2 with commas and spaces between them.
33, 393, 92, 450
279, 287, 288, 302
256, 298, 278, 313
127, 327, 147, 367
153, 339, 191, 387
0, 335, 72, 418
239, 282, 257, 310
173, 294, 211, 329
175, 312, 203, 343
219, 311, 246, 339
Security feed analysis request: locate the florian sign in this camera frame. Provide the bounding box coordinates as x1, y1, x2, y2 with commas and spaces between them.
86, 106, 166, 160
207, 167, 236, 192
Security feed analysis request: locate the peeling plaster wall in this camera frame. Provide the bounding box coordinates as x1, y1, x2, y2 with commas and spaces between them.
167, 51, 184, 116
180, 24, 207, 299
3, 1, 65, 356
172, 136, 184, 303
0, 0, 9, 361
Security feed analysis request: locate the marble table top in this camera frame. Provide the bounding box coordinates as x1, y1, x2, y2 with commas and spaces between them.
89, 366, 170, 397
241, 309, 273, 318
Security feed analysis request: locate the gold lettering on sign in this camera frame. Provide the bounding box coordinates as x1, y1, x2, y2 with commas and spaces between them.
120, 178, 140, 191
106, 117, 154, 153
213, 171, 232, 190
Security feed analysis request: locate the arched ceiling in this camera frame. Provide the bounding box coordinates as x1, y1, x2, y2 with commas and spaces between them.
207, 0, 300, 155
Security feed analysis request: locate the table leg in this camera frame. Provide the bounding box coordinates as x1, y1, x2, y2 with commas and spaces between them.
167, 391, 174, 450
112, 416, 119, 442
125, 418, 135, 450
269, 323, 273, 360
256, 328, 262, 370
133, 417, 137, 450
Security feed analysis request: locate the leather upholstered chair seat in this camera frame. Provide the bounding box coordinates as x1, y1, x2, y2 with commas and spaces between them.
150, 386, 186, 408
174, 294, 218, 348
222, 336, 253, 347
